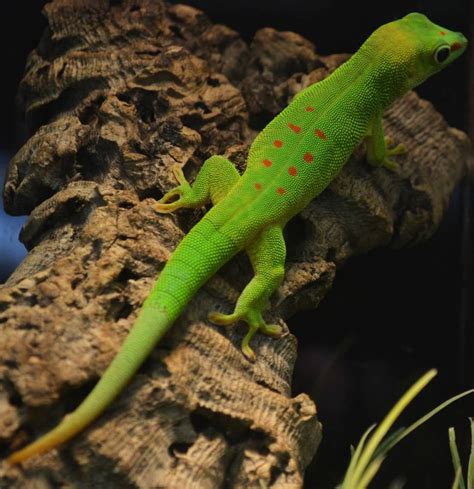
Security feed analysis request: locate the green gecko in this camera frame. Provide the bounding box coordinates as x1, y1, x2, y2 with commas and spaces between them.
7, 13, 466, 464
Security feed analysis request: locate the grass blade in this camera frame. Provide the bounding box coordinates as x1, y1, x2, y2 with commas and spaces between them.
347, 369, 437, 486
467, 418, 474, 489
453, 467, 463, 489
378, 389, 474, 455
449, 427, 466, 489
356, 456, 385, 489
342, 424, 377, 484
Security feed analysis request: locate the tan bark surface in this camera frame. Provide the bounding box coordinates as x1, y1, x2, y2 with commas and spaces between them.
0, 0, 470, 487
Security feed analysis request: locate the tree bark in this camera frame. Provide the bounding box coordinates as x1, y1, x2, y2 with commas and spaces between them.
0, 0, 469, 487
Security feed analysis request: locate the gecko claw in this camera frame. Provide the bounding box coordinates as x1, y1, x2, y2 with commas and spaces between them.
260, 323, 284, 338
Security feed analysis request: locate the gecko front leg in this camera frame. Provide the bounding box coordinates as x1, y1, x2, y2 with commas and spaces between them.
208, 225, 286, 361
365, 111, 406, 171
155, 155, 240, 212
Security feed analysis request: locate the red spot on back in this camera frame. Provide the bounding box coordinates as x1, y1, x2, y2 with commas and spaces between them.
306, 106, 315, 112
274, 139, 283, 148
288, 122, 302, 133
303, 152, 314, 163
451, 42, 462, 52
276, 187, 286, 195
255, 183, 262, 190
315, 129, 327, 140
288, 166, 297, 176
440, 31, 446, 36
263, 159, 272, 167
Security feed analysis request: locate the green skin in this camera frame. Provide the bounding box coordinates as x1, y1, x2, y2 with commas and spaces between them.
7, 13, 467, 464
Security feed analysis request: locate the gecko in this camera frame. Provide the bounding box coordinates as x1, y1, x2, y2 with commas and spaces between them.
6, 12, 467, 464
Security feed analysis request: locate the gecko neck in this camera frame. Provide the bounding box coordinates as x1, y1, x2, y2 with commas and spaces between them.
321, 38, 410, 110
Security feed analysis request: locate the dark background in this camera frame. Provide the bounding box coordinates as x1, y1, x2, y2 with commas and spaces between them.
1, 1, 473, 488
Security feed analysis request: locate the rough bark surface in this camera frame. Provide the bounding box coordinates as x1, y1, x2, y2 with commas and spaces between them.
0, 0, 470, 487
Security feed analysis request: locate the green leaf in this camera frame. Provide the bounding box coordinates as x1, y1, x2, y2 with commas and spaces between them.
449, 427, 466, 489
467, 418, 474, 489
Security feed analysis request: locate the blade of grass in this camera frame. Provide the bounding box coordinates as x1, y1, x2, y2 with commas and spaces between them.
375, 389, 474, 457
449, 427, 466, 489
356, 455, 385, 489
467, 418, 474, 489
341, 424, 376, 484
453, 467, 463, 489
347, 369, 438, 486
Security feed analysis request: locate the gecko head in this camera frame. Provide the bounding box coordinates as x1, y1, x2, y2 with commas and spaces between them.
370, 12, 467, 92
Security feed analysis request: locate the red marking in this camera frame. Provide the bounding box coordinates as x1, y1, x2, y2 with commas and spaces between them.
263, 159, 272, 167
255, 183, 262, 190
276, 187, 286, 195
451, 42, 463, 52
274, 139, 283, 148
303, 152, 314, 163
288, 122, 302, 133
306, 106, 315, 112
439, 31, 446, 36
315, 129, 327, 140
288, 166, 297, 176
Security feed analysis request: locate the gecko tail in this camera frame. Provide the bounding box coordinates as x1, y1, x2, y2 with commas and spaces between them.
7, 306, 173, 465
7, 218, 238, 465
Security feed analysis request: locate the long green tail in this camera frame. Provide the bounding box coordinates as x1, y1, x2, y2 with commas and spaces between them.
7, 218, 237, 464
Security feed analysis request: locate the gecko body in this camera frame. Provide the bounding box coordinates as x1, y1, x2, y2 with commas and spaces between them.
7, 13, 467, 464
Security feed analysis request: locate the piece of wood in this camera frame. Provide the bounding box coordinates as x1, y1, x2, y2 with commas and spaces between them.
0, 0, 469, 487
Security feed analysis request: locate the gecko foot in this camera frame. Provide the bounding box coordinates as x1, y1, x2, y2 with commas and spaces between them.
208, 310, 284, 361
155, 164, 193, 213
383, 137, 406, 171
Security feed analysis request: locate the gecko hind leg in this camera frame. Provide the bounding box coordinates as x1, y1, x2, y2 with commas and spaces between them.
208, 225, 286, 361
155, 155, 240, 213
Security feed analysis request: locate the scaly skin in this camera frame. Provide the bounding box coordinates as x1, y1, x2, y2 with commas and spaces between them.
7, 13, 467, 464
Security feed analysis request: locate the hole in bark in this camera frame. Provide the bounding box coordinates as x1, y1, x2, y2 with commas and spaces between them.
168, 442, 192, 457
3, 378, 23, 407
118, 200, 134, 209
139, 186, 164, 201
207, 77, 220, 87
180, 112, 204, 129
71, 277, 81, 290
106, 299, 134, 321
76, 139, 115, 181
77, 96, 105, 125
117, 267, 139, 284
169, 24, 184, 40
269, 451, 290, 485
190, 408, 252, 445
194, 101, 211, 114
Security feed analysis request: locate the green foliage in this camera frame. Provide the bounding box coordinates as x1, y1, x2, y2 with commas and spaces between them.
339, 370, 474, 489
449, 418, 474, 489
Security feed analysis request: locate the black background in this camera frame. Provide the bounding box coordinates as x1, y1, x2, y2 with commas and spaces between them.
1, 1, 473, 488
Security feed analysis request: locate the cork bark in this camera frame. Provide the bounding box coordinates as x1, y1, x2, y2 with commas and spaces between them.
0, 1, 470, 487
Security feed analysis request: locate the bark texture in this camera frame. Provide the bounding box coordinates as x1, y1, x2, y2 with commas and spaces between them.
0, 0, 470, 487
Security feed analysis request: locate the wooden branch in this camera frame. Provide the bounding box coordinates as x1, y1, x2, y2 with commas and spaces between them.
0, 0, 469, 487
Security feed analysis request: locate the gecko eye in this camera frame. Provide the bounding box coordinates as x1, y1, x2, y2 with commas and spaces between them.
434, 45, 450, 63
